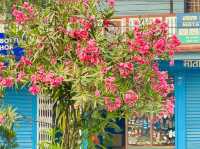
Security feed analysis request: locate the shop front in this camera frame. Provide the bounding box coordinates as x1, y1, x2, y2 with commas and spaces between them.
126, 57, 200, 149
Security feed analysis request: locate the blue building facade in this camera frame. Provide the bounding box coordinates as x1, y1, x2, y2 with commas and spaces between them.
2, 88, 37, 149
1, 0, 200, 149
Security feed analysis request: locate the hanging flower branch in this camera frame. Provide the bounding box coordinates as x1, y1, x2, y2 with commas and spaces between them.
0, 0, 181, 148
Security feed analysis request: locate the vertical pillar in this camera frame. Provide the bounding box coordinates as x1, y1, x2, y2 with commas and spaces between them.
175, 74, 186, 149
170, 0, 174, 13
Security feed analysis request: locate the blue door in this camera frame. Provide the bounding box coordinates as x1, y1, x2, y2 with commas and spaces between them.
185, 73, 200, 149
2, 88, 37, 149
175, 71, 200, 149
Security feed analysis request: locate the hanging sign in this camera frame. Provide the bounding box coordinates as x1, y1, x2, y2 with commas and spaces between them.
177, 13, 200, 43
0, 33, 24, 60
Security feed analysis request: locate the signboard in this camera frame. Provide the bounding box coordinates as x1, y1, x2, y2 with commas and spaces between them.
177, 13, 200, 43
184, 60, 200, 68
0, 33, 24, 60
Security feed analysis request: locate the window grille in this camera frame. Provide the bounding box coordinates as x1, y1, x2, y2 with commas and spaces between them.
186, 0, 200, 12
37, 95, 53, 148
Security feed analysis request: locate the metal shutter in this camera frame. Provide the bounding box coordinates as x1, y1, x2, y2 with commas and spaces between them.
2, 88, 37, 149
186, 74, 200, 149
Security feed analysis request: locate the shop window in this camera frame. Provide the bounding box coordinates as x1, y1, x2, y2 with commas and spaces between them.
127, 78, 175, 148
186, 0, 200, 12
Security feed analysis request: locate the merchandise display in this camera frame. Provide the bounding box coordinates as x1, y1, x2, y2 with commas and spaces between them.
127, 114, 175, 146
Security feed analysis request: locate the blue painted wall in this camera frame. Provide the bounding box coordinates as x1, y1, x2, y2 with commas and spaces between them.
115, 0, 185, 16
2, 88, 37, 149
160, 61, 200, 149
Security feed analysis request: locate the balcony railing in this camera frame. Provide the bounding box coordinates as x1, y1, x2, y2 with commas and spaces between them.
1, 13, 200, 52
112, 14, 200, 52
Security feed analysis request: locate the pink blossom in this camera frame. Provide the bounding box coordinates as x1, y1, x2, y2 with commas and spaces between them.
169, 49, 175, 57
17, 71, 26, 82
103, 20, 110, 27
118, 62, 133, 78
134, 20, 139, 26
50, 57, 57, 65
132, 56, 146, 65
169, 60, 174, 66
0, 115, 4, 125
95, 90, 101, 97
101, 66, 112, 74
50, 76, 64, 87
83, 0, 89, 7
70, 29, 89, 40
0, 62, 5, 71
31, 74, 37, 85
124, 90, 138, 107
104, 96, 121, 112
154, 18, 161, 24
22, 2, 34, 15
76, 39, 101, 65
104, 77, 117, 93
151, 70, 171, 97
152, 63, 159, 72
115, 97, 122, 108
1, 77, 14, 88
171, 35, 181, 47
154, 38, 166, 54
20, 56, 32, 66
29, 85, 40, 95
139, 44, 149, 55
107, 0, 115, 7
83, 22, 92, 30
12, 9, 28, 24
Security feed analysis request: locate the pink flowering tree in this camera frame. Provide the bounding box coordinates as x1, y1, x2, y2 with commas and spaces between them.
2, 0, 181, 148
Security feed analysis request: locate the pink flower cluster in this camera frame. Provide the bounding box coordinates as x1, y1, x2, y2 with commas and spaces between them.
128, 38, 150, 55
132, 55, 148, 65
151, 63, 173, 97
166, 98, 175, 114
104, 96, 121, 112
31, 70, 64, 88
17, 71, 26, 82
0, 62, 5, 71
29, 85, 40, 95
154, 38, 166, 55
107, 0, 115, 7
12, 9, 28, 24
69, 30, 89, 40
128, 18, 180, 60
68, 17, 92, 40
118, 62, 134, 78
29, 68, 64, 95
104, 77, 117, 93
159, 97, 175, 117
0, 77, 14, 88
83, 0, 89, 7
0, 115, 4, 125
124, 90, 138, 107
18, 56, 32, 67
12, 2, 34, 24
76, 39, 101, 65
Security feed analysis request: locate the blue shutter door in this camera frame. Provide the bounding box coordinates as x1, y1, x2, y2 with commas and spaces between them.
3, 88, 37, 149
185, 73, 200, 149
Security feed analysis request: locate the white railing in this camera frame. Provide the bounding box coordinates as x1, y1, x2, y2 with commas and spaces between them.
37, 95, 53, 148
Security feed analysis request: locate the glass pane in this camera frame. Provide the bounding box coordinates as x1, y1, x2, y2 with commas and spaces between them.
153, 114, 175, 145
127, 114, 151, 145
152, 78, 175, 146
127, 77, 175, 147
